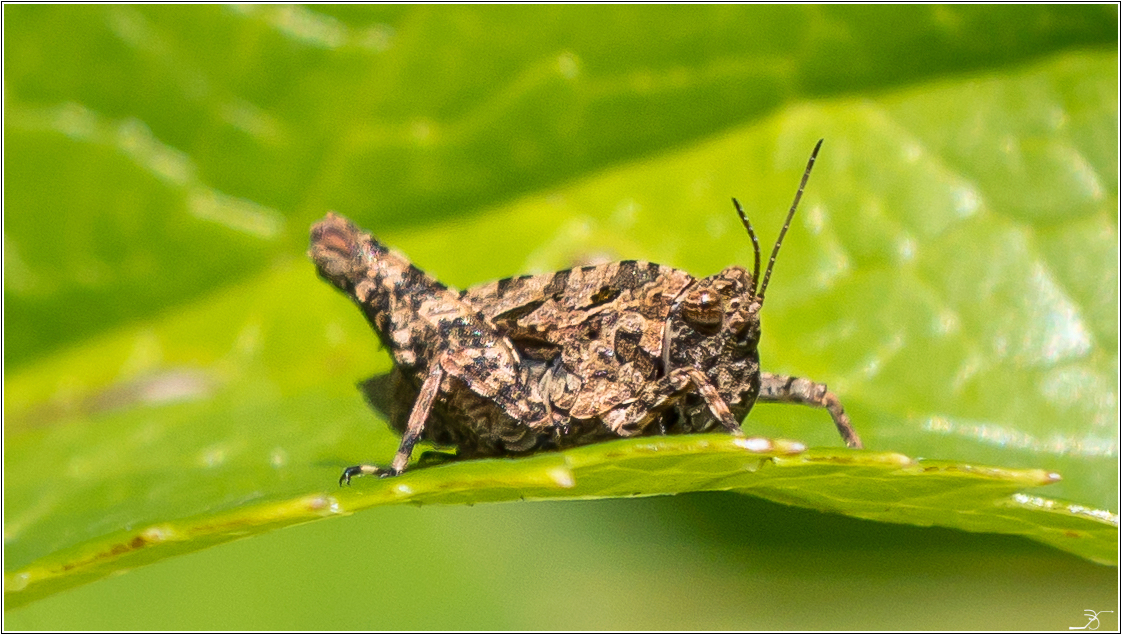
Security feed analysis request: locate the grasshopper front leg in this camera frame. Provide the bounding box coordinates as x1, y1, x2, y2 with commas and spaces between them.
600, 366, 744, 437
757, 372, 863, 449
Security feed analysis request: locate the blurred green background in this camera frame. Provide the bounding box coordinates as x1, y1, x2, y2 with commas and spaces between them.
4, 5, 1118, 629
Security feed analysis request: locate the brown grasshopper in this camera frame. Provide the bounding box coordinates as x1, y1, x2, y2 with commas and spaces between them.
311, 139, 861, 484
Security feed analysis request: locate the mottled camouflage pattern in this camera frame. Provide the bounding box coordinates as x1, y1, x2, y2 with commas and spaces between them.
310, 214, 552, 479
311, 141, 862, 483
461, 262, 758, 441
462, 262, 700, 439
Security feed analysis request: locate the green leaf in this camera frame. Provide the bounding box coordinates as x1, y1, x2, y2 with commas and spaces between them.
4, 5, 1117, 627
6, 438, 1115, 608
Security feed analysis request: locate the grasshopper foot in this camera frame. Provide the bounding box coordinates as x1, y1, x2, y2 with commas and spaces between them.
339, 464, 400, 486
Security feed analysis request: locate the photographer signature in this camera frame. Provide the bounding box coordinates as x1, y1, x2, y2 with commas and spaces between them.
1070, 609, 1114, 630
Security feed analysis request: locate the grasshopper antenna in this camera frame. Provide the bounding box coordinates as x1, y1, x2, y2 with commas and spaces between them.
757, 138, 823, 304
732, 198, 761, 299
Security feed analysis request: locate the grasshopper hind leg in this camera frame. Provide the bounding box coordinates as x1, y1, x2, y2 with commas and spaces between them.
339, 361, 446, 485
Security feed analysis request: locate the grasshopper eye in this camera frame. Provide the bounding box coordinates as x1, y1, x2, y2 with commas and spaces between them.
681, 289, 723, 333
